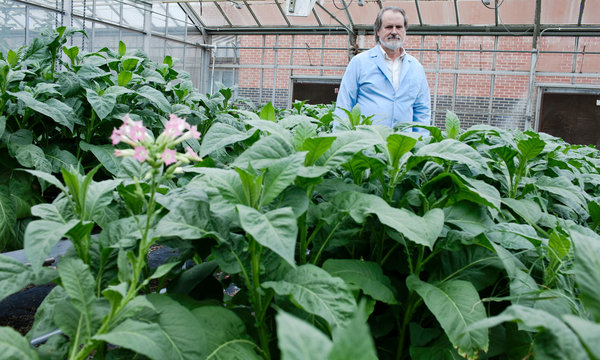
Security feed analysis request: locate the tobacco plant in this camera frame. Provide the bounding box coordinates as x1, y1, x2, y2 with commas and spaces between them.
1, 31, 600, 360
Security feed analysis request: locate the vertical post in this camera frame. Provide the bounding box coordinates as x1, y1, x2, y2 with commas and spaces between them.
259, 35, 265, 104
144, 0, 152, 55
272, 35, 279, 105
525, 0, 542, 130
571, 36, 579, 84
487, 36, 498, 125
451, 35, 460, 113
432, 36, 441, 125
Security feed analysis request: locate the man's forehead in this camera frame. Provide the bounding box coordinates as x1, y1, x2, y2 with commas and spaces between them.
381, 11, 405, 23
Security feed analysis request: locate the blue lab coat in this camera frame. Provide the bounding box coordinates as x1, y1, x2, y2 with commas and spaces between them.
335, 47, 431, 130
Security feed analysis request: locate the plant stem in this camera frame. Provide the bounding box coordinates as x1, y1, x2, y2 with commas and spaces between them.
249, 236, 271, 360
396, 295, 421, 360
311, 220, 343, 265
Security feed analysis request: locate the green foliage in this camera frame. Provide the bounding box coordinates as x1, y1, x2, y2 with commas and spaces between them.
2, 29, 600, 360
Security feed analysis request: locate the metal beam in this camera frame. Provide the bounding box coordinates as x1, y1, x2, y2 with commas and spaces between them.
453, 0, 459, 26
339, 0, 355, 29
414, 0, 423, 26
312, 7, 323, 27
577, 0, 586, 26
314, 1, 355, 36
532, 0, 542, 48
242, 0, 262, 27
213, 1, 232, 26
179, 2, 208, 39
273, 0, 291, 26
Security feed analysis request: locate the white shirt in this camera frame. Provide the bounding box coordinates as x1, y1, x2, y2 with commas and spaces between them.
380, 45, 406, 91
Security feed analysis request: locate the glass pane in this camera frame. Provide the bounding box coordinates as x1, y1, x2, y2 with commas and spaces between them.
492, 74, 529, 130
458, 36, 496, 71
0, 3, 26, 53
168, 3, 187, 21
165, 40, 185, 68
121, 30, 145, 52
95, 0, 122, 24
537, 37, 575, 72
167, 18, 186, 40
454, 74, 492, 127
92, 23, 120, 52
122, 3, 146, 30
152, 14, 167, 34
28, 8, 57, 42
149, 37, 166, 63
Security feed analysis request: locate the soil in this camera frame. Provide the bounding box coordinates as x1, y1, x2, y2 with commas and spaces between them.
0, 245, 181, 337
0, 283, 56, 336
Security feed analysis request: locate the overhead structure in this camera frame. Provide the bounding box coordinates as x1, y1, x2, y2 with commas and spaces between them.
163, 0, 600, 37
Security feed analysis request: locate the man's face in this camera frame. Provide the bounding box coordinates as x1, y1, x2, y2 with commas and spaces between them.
377, 10, 406, 51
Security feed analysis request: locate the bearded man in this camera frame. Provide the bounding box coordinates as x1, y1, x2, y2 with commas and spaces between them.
335, 7, 431, 131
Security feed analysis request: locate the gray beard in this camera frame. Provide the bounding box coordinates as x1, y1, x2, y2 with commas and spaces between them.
380, 38, 404, 51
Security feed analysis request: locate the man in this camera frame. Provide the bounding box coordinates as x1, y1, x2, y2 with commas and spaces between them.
335, 7, 431, 131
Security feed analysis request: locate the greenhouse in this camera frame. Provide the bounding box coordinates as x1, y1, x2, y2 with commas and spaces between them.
0, 0, 599, 359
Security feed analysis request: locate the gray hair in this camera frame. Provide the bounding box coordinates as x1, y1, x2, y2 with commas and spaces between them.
374, 7, 408, 43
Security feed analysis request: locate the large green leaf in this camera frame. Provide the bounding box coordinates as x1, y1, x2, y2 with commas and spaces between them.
487, 241, 538, 307
568, 224, 600, 321
406, 275, 489, 359
24, 219, 81, 270
233, 134, 295, 170
145, 294, 207, 359
485, 223, 540, 250
85, 179, 120, 223
445, 110, 460, 139
470, 305, 587, 360
259, 101, 276, 121
57, 258, 96, 332
260, 152, 305, 207
245, 119, 289, 138
0, 185, 16, 250
301, 136, 336, 166
414, 139, 492, 176
276, 310, 331, 360
322, 259, 397, 304
517, 137, 545, 161
535, 176, 588, 215
191, 306, 261, 359
328, 303, 378, 360
9, 91, 74, 131
94, 319, 173, 360
444, 202, 493, 237
237, 205, 297, 267
15, 144, 52, 173
45, 146, 78, 173
137, 85, 171, 113
199, 123, 254, 157
263, 264, 357, 328
562, 315, 600, 359
0, 327, 39, 360
0, 254, 33, 302
80, 143, 122, 177
387, 133, 417, 169
333, 191, 444, 249
155, 196, 223, 241
85, 88, 116, 120
501, 198, 543, 225
315, 131, 377, 169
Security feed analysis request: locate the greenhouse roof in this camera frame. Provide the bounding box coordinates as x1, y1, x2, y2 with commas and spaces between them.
166, 0, 600, 36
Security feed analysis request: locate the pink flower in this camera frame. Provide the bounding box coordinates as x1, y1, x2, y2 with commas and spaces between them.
161, 148, 177, 165
164, 114, 187, 138
134, 146, 148, 162
185, 146, 202, 161
110, 128, 123, 145
128, 123, 147, 142
187, 125, 201, 140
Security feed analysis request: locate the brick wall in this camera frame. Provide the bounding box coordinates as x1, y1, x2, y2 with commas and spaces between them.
231, 33, 600, 131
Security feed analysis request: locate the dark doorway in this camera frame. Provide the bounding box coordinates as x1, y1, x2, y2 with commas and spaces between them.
538, 91, 600, 147
291, 77, 342, 106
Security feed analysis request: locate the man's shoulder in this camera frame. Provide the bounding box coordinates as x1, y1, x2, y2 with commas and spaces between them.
351, 47, 379, 61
